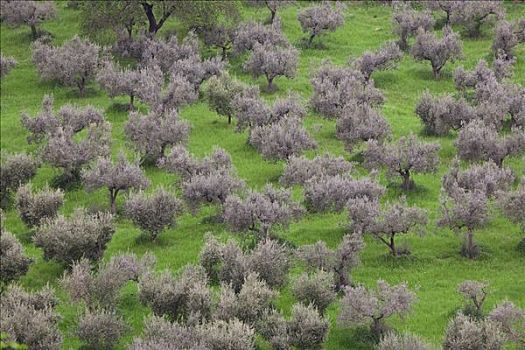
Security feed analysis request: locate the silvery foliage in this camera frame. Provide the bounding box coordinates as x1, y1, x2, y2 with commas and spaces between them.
0, 220, 32, 285
32, 35, 100, 95
291, 269, 336, 314
364, 134, 440, 190
202, 24, 235, 61
338, 280, 416, 339
489, 301, 525, 346
233, 92, 306, 132
76, 308, 127, 350
142, 33, 199, 74
347, 196, 427, 256
310, 61, 384, 119
457, 280, 489, 317
443, 313, 506, 350
450, 1, 505, 38
21, 94, 105, 144
442, 159, 514, 198
392, 3, 435, 51
0, 0, 56, 39
170, 55, 226, 93
34, 209, 115, 266
243, 42, 298, 92
161, 147, 244, 213
62, 253, 154, 309
0, 284, 61, 350
249, 117, 317, 160
304, 174, 384, 213
492, 20, 521, 58
438, 181, 488, 259
125, 108, 190, 164
124, 188, 182, 240
233, 19, 288, 54
200, 234, 290, 289
335, 102, 391, 151
455, 120, 525, 167
259, 303, 329, 350
205, 72, 251, 124
82, 153, 149, 214
297, 1, 345, 47
15, 183, 63, 228
497, 175, 525, 232
0, 152, 39, 205
41, 122, 112, 182
246, 0, 295, 24
415, 90, 476, 136
411, 26, 462, 79
223, 184, 303, 239
216, 273, 276, 326
351, 41, 403, 81
296, 234, 364, 290
0, 53, 16, 78
280, 154, 353, 187
198, 318, 256, 350
138, 265, 212, 324
378, 332, 433, 350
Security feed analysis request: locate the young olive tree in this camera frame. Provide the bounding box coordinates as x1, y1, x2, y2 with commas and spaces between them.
443, 313, 506, 350
34, 209, 115, 266
223, 184, 303, 239
125, 108, 190, 164
497, 176, 525, 250
0, 285, 62, 350
0, 54, 16, 78
392, 5, 435, 51
0, 228, 32, 286
82, 154, 149, 214
247, 0, 295, 24
0, 152, 39, 208
415, 91, 475, 136
233, 20, 288, 54
457, 280, 489, 318
489, 301, 525, 347
32, 36, 100, 96
42, 123, 112, 186
351, 42, 403, 82
249, 118, 317, 160
76, 308, 127, 350
364, 135, 440, 190
310, 62, 384, 119
438, 184, 488, 259
493, 20, 520, 59
297, 234, 364, 291
292, 270, 336, 314
450, 1, 505, 38
411, 26, 462, 79
142, 34, 199, 73
297, 2, 345, 47
243, 42, 298, 92
15, 183, 64, 228
21, 95, 105, 144
124, 188, 182, 241
205, 72, 248, 124
378, 332, 433, 350
280, 154, 353, 187
455, 120, 525, 168
247, 238, 290, 288
347, 196, 427, 256
336, 102, 391, 152
0, 0, 56, 39
338, 280, 416, 339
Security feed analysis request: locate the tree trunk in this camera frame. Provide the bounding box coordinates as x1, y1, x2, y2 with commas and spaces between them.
389, 234, 397, 256
30, 24, 37, 39
308, 33, 316, 47
270, 9, 276, 24
464, 230, 477, 259
221, 46, 227, 61
78, 76, 86, 97
432, 63, 441, 79
371, 318, 385, 340
401, 170, 413, 190
266, 76, 275, 92
227, 114, 232, 125
109, 189, 119, 214
142, 2, 159, 34
129, 94, 135, 110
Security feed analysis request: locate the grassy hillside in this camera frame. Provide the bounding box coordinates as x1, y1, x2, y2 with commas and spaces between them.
1, 2, 524, 349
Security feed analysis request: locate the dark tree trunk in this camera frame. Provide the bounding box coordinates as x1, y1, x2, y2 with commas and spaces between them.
432, 63, 442, 79
221, 46, 227, 61
308, 33, 316, 47
266, 76, 275, 92
270, 9, 276, 24
227, 114, 232, 124
30, 24, 37, 39
401, 170, 413, 190
141, 2, 159, 34
129, 94, 135, 110
389, 234, 397, 256
371, 318, 386, 340
464, 230, 478, 259
109, 189, 119, 214
77, 76, 86, 97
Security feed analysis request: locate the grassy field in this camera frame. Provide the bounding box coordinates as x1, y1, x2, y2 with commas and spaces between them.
1, 2, 524, 349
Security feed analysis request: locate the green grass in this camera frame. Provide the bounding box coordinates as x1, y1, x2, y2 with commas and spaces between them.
1, 2, 524, 349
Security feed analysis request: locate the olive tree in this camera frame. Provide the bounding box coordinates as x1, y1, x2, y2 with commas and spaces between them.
32, 36, 100, 96
0, 228, 32, 286
443, 313, 506, 350
364, 135, 440, 190
0, 152, 39, 208
0, 54, 16, 78
297, 2, 345, 47
378, 332, 433, 350
450, 1, 505, 38
125, 108, 190, 164
347, 196, 427, 256
493, 20, 520, 59
0, 0, 56, 39
457, 280, 489, 318
338, 280, 416, 339
124, 188, 182, 241
243, 42, 298, 92
76, 308, 127, 350
392, 5, 435, 51
247, 0, 295, 24
291, 270, 336, 314
411, 26, 462, 79
34, 209, 115, 266
223, 184, 303, 239
15, 183, 64, 228
489, 301, 525, 346
497, 176, 525, 250
351, 42, 403, 81
249, 118, 316, 160
233, 20, 288, 54
280, 154, 353, 187
205, 72, 249, 124
82, 154, 149, 214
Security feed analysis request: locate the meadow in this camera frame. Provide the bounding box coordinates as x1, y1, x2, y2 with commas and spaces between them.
1, 2, 524, 349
